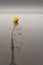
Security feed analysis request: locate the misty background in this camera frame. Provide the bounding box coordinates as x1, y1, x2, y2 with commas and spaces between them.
0, 0, 43, 65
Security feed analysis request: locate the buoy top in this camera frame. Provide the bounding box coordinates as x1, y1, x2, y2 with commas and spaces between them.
13, 16, 19, 22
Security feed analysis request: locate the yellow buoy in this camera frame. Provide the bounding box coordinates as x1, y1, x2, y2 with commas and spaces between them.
13, 16, 19, 22
13, 16, 19, 26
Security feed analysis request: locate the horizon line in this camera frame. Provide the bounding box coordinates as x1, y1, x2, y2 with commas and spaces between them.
0, 11, 43, 14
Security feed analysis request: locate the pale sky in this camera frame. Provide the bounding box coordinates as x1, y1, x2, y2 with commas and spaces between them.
0, 0, 43, 12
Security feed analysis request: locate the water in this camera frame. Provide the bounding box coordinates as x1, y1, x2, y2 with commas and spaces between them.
0, 13, 43, 65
